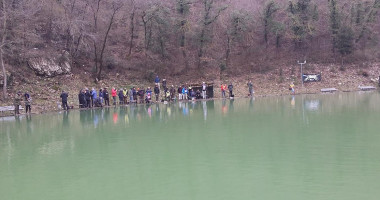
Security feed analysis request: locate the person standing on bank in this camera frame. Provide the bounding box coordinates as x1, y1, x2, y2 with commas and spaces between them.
170, 85, 176, 101
155, 75, 160, 89
228, 83, 234, 98
289, 82, 295, 94
154, 85, 160, 102
85, 88, 91, 108
99, 88, 104, 105
202, 82, 207, 99
111, 87, 117, 105
91, 88, 97, 107
118, 88, 124, 105
60, 90, 69, 110
24, 92, 32, 114
129, 87, 134, 103
247, 81, 254, 96
178, 85, 183, 100
162, 79, 167, 91
14, 92, 22, 115
103, 88, 110, 106
221, 84, 226, 98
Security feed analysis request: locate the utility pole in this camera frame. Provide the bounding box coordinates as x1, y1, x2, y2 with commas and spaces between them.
298, 60, 306, 87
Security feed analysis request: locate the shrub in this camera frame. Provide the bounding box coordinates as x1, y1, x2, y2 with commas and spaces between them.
219, 62, 226, 72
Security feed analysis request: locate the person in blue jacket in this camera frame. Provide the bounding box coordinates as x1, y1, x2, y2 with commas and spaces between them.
155, 75, 160, 89
91, 88, 97, 107
182, 86, 188, 100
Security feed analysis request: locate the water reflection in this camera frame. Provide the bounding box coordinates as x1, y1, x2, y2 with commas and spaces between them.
290, 96, 295, 109
222, 99, 228, 115
4, 92, 376, 131
304, 99, 321, 111
2, 92, 380, 200
26, 115, 32, 134
202, 101, 207, 121
62, 111, 69, 127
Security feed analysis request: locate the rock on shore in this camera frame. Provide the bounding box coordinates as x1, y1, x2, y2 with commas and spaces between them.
28, 51, 71, 77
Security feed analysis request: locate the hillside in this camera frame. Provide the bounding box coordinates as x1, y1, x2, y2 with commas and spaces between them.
1, 0, 380, 115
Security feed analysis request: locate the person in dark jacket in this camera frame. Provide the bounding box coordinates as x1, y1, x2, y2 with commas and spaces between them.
178, 86, 183, 100
118, 89, 124, 105
170, 85, 175, 101
196, 89, 201, 99
24, 92, 32, 114
228, 83, 234, 98
78, 90, 86, 108
162, 79, 167, 91
103, 88, 110, 106
138, 88, 145, 104
99, 88, 104, 105
85, 88, 91, 108
132, 87, 137, 103
60, 90, 69, 110
154, 85, 160, 102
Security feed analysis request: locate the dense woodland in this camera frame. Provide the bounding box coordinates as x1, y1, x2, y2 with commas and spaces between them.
1, 0, 380, 98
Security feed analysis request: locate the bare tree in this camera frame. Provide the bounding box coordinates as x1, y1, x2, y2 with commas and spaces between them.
88, 0, 123, 81
176, 0, 192, 69
197, 0, 226, 68
0, 0, 7, 99
127, 0, 136, 56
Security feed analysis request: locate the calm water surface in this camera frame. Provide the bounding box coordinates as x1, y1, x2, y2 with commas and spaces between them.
1, 92, 380, 200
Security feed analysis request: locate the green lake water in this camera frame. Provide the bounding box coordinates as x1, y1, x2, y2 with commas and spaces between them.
1, 92, 380, 200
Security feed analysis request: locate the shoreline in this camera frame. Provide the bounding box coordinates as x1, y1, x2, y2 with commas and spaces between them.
1, 88, 378, 119
1, 64, 379, 118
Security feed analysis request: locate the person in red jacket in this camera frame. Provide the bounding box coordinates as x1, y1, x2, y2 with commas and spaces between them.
221, 84, 227, 98
111, 88, 117, 105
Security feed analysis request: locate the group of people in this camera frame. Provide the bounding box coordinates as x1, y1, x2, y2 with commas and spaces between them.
13, 91, 32, 115
56, 76, 217, 110
56, 76, 261, 111
12, 75, 296, 115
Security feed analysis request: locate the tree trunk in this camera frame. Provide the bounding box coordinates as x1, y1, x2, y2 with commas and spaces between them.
142, 14, 147, 50
96, 7, 118, 81
1, 50, 6, 99
197, 28, 206, 68
1, 0, 8, 99
128, 7, 135, 56
180, 20, 188, 69
225, 35, 231, 68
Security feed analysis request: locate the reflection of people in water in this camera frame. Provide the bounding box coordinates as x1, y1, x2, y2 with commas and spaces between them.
26, 114, 32, 134
182, 102, 189, 116
249, 97, 254, 109
63, 111, 69, 127
93, 111, 99, 128
222, 99, 228, 115
113, 113, 118, 124
147, 106, 152, 118
291, 96, 296, 108
167, 106, 171, 117
229, 99, 234, 111
202, 101, 207, 121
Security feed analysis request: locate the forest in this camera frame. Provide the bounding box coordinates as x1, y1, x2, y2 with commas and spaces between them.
1, 0, 380, 98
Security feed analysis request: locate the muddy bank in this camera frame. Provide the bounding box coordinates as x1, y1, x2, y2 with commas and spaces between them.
1, 64, 379, 117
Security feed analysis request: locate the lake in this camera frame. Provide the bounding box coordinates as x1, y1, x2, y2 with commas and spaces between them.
1, 92, 380, 200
